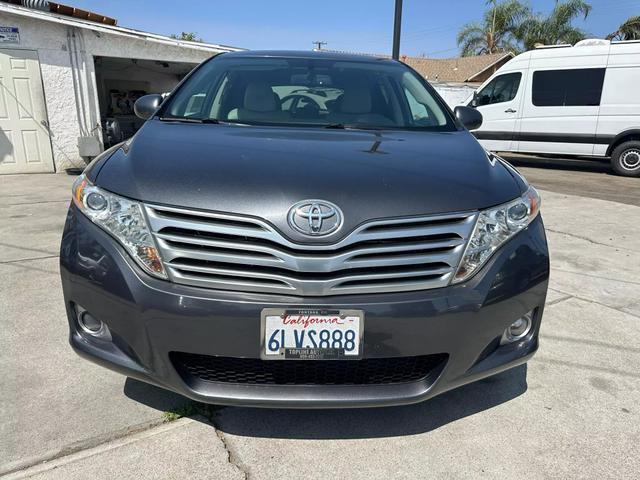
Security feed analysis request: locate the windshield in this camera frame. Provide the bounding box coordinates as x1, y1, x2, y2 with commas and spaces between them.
161, 56, 455, 130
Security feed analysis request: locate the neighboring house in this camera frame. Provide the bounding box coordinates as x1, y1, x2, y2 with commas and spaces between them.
0, 0, 241, 174
316, 49, 514, 108
402, 52, 514, 83
402, 52, 514, 107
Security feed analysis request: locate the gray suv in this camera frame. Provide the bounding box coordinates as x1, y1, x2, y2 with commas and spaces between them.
60, 51, 549, 408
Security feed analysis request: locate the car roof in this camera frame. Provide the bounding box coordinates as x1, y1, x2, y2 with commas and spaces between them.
220, 50, 397, 64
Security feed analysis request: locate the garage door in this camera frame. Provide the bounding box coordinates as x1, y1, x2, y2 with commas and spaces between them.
0, 48, 54, 174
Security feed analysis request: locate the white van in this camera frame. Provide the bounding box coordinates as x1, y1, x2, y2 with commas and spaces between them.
468, 39, 640, 177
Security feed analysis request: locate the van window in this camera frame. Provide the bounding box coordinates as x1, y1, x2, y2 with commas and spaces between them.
475, 72, 521, 106
532, 68, 605, 107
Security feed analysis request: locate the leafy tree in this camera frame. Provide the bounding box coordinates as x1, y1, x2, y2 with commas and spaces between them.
457, 0, 529, 56
518, 0, 592, 50
170, 32, 203, 43
606, 15, 640, 41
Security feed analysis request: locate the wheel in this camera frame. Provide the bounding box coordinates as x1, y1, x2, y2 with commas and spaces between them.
611, 141, 640, 177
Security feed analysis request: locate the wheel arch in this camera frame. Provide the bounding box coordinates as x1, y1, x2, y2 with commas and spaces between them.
606, 129, 640, 157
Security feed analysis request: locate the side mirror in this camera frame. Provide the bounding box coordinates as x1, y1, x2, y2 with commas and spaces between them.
454, 106, 483, 131
134, 94, 163, 120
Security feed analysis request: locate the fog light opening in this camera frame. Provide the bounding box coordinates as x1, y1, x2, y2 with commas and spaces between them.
75, 305, 110, 340
501, 311, 534, 344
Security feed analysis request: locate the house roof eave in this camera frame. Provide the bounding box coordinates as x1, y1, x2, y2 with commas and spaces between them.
463, 52, 515, 82
0, 2, 243, 53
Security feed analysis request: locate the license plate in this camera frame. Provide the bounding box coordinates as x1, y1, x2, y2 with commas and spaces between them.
261, 308, 363, 360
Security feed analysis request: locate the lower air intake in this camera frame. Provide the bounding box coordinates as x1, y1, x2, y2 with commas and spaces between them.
171, 352, 448, 386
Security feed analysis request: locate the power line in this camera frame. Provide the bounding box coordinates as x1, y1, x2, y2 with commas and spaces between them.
423, 46, 459, 57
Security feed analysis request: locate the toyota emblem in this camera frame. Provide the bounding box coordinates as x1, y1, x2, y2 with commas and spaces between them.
288, 200, 343, 236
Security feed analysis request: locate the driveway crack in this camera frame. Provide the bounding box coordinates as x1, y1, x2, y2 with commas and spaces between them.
214, 427, 250, 480
0, 255, 59, 265
0, 417, 173, 477
547, 287, 640, 320
550, 268, 640, 286
545, 228, 636, 252
545, 293, 573, 306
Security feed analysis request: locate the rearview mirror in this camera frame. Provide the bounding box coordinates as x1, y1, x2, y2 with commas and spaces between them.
134, 94, 163, 120
454, 106, 483, 131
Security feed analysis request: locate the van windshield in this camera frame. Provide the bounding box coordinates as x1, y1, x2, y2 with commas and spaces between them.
161, 56, 455, 131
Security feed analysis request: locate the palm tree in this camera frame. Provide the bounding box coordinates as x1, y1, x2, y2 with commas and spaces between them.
457, 0, 530, 56
607, 16, 640, 41
518, 0, 592, 50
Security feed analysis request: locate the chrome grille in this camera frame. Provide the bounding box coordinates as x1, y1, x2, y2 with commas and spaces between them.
145, 204, 477, 296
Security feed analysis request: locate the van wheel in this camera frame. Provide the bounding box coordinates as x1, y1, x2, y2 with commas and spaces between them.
611, 141, 640, 177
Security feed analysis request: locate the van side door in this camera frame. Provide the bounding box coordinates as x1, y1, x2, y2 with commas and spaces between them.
469, 71, 523, 152
518, 67, 606, 155
594, 42, 640, 157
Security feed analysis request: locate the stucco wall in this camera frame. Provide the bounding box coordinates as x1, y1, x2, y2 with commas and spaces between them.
432, 82, 478, 108
0, 12, 220, 172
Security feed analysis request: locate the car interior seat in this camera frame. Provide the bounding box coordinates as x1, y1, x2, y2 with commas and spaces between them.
329, 87, 394, 126
227, 83, 287, 122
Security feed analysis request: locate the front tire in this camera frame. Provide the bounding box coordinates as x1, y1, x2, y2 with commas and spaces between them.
611, 141, 640, 177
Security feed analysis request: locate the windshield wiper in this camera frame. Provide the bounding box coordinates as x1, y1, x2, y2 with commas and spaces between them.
323, 123, 384, 131
159, 117, 222, 124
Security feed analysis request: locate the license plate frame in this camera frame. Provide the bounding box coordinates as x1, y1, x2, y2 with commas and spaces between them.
260, 308, 364, 360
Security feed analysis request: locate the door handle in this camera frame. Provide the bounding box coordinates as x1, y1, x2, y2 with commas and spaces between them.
504, 108, 517, 113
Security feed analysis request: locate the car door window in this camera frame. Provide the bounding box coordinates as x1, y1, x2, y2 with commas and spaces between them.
208, 75, 229, 118
401, 73, 446, 126
475, 72, 522, 106
404, 87, 430, 121
184, 93, 206, 116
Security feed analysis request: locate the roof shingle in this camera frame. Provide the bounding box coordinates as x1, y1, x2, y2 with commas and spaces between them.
402, 52, 514, 83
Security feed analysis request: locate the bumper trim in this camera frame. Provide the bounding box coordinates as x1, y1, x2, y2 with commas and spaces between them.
62, 205, 549, 408
70, 330, 537, 409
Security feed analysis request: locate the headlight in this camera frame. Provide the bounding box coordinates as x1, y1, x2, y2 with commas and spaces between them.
72, 174, 166, 279
453, 186, 541, 283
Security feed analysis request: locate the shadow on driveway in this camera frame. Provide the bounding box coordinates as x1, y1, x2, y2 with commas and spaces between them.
124, 364, 527, 439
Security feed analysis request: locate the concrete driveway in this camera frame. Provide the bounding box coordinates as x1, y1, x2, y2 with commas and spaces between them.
504, 154, 640, 207
1, 172, 638, 479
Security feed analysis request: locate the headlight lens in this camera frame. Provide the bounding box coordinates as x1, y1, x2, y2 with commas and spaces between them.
453, 186, 541, 283
72, 174, 166, 279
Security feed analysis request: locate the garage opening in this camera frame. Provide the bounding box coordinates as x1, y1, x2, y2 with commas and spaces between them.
93, 56, 197, 148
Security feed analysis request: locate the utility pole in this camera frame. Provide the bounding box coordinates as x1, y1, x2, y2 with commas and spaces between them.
313, 41, 327, 51
392, 0, 403, 60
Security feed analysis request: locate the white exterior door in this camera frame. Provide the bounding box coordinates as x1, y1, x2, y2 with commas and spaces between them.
0, 48, 54, 174
471, 71, 524, 152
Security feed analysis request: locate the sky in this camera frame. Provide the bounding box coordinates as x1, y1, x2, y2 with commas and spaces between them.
71, 0, 639, 57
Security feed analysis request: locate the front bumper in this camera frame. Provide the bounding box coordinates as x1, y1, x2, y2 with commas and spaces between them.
60, 204, 550, 408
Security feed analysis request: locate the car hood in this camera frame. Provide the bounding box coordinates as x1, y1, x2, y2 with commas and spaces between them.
96, 121, 523, 242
